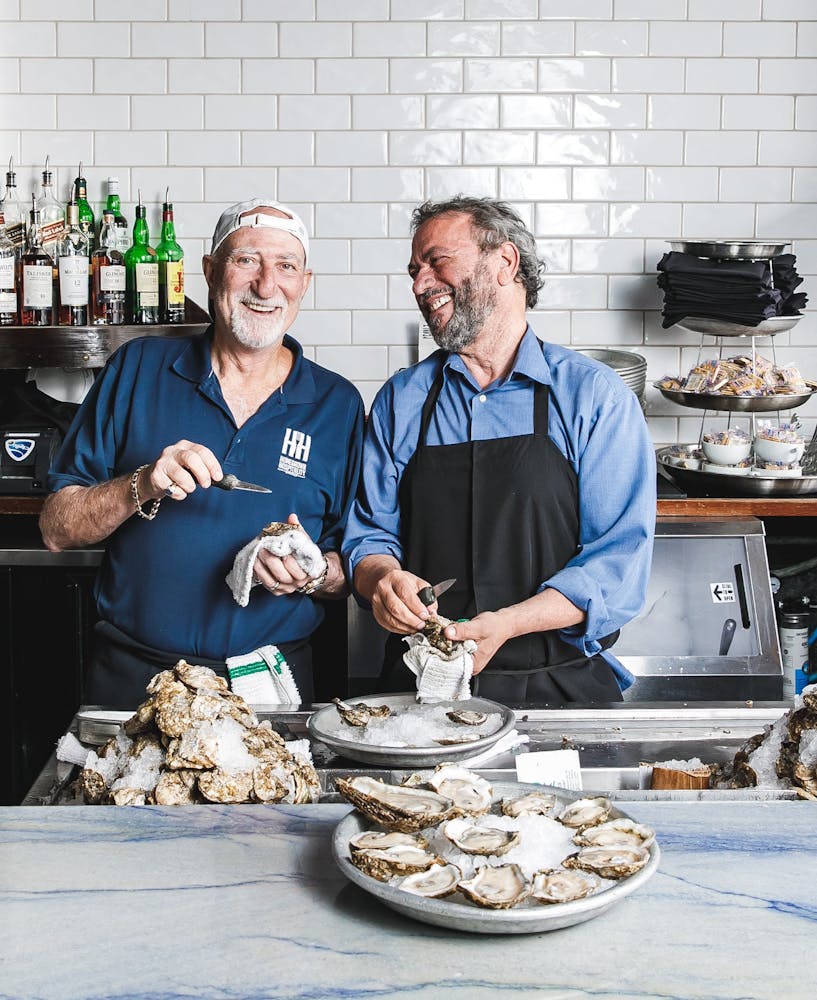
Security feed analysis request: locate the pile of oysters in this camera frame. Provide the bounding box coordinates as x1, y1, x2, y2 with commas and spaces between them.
336, 766, 655, 909
78, 660, 320, 806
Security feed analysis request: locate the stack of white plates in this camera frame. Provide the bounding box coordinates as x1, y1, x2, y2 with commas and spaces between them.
577, 349, 648, 409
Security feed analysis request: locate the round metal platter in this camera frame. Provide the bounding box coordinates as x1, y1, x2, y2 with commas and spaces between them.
654, 384, 816, 412
657, 448, 817, 497
332, 781, 660, 935
672, 315, 801, 338
307, 693, 515, 767
667, 239, 790, 259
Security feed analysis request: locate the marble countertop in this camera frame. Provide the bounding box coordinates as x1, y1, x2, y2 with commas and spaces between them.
2, 800, 815, 1000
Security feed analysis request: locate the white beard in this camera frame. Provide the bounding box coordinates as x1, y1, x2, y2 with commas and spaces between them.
229, 298, 288, 350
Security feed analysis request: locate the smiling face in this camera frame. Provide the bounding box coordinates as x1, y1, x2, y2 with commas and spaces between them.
203, 208, 312, 351
408, 212, 499, 353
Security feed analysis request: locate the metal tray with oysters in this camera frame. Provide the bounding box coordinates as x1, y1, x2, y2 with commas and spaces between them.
332, 771, 660, 935
308, 693, 515, 768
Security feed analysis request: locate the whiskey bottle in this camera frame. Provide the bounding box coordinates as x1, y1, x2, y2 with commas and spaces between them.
156, 189, 185, 324
57, 201, 90, 326
0, 209, 18, 325
19, 196, 54, 326
36, 155, 66, 257
91, 211, 125, 325
72, 162, 95, 254
124, 191, 158, 324
102, 177, 129, 254
3, 156, 25, 252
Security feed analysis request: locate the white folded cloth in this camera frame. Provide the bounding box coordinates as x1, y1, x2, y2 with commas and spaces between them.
403, 630, 477, 703
226, 523, 326, 607
226, 645, 301, 706
56, 731, 93, 767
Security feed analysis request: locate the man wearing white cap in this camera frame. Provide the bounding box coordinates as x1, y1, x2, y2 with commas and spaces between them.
40, 199, 364, 708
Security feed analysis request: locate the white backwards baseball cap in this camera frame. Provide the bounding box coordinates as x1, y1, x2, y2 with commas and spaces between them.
210, 198, 309, 264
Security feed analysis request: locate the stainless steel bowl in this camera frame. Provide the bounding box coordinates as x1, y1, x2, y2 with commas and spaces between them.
654, 385, 816, 413
667, 239, 790, 260
673, 316, 801, 339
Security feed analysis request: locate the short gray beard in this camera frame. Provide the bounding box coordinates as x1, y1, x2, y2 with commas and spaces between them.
229, 298, 287, 350
425, 263, 496, 353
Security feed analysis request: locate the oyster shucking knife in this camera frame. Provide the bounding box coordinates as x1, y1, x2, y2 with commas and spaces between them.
417, 578, 456, 606
211, 474, 271, 493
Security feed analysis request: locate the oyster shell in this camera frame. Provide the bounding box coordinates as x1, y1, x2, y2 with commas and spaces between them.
434, 734, 480, 745
557, 796, 612, 829
573, 819, 655, 850
531, 868, 601, 904
446, 710, 487, 726
154, 769, 199, 806
349, 830, 428, 854
399, 862, 462, 898
332, 697, 391, 727
442, 817, 520, 856
501, 791, 557, 818
427, 766, 493, 815
198, 768, 254, 804
457, 864, 530, 909
335, 775, 454, 832
350, 843, 440, 882
562, 845, 650, 879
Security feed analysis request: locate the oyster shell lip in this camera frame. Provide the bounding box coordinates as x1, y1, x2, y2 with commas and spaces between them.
442, 817, 520, 856
457, 863, 531, 910
562, 845, 651, 880
398, 862, 462, 899
530, 868, 601, 905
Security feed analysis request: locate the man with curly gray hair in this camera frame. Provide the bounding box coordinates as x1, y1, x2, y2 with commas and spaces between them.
344, 196, 656, 706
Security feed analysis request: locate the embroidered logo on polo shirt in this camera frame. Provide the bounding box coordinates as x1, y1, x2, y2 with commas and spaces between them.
277, 427, 312, 479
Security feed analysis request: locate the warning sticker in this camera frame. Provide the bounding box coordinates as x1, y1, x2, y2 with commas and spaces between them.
710, 582, 736, 603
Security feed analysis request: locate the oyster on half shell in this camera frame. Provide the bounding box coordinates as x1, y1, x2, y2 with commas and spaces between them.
501, 791, 557, 818
349, 830, 428, 854
335, 775, 454, 832
446, 710, 487, 726
557, 796, 612, 829
426, 766, 493, 815
457, 864, 530, 910
531, 868, 601, 904
350, 843, 440, 882
399, 862, 462, 898
332, 698, 391, 727
573, 818, 655, 850
562, 845, 650, 880
442, 817, 520, 856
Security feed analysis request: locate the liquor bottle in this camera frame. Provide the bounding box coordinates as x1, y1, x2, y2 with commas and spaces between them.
124, 191, 158, 324
36, 155, 66, 257
3, 156, 25, 252
57, 201, 90, 326
156, 189, 185, 324
72, 162, 95, 254
102, 176, 129, 254
0, 209, 18, 325
91, 211, 126, 325
19, 196, 54, 326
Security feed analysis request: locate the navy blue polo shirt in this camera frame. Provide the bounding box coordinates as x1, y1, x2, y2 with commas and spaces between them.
47, 328, 364, 659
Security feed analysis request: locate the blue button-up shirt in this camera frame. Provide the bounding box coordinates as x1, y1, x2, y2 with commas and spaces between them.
343, 326, 656, 688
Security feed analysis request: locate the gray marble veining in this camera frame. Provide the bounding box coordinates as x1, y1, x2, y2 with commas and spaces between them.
2, 801, 815, 1000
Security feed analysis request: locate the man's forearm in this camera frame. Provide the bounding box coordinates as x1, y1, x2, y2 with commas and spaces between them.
40, 472, 149, 551
353, 553, 402, 603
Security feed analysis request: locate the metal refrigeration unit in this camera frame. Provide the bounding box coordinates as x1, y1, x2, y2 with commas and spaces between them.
616, 518, 783, 702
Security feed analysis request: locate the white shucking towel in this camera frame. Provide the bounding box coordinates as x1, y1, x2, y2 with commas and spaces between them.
226, 522, 327, 607
226, 645, 301, 706
403, 627, 477, 703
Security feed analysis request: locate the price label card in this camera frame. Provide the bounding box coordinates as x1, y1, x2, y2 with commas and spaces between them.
515, 749, 583, 792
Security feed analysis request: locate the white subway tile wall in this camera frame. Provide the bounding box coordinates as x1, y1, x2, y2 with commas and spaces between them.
0, 6, 814, 433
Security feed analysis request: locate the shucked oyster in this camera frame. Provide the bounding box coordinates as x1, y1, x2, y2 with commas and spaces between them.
350, 842, 440, 882
446, 710, 487, 726
574, 819, 655, 850
557, 796, 612, 829
562, 845, 650, 880
501, 791, 557, 818
349, 830, 428, 854
399, 862, 462, 898
332, 697, 391, 727
458, 864, 530, 910
335, 775, 454, 832
531, 868, 601, 904
442, 817, 520, 856
427, 766, 493, 815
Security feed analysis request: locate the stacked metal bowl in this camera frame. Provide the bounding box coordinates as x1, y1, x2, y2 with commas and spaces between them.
577, 349, 648, 410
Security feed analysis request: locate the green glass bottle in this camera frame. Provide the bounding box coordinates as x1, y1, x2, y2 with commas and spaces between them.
124, 191, 158, 325
72, 162, 95, 254
156, 189, 185, 324
103, 177, 129, 254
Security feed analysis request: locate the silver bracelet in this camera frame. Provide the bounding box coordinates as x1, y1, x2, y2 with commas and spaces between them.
130, 464, 162, 521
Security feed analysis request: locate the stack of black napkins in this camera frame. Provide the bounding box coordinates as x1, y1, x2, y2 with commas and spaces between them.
657, 251, 807, 329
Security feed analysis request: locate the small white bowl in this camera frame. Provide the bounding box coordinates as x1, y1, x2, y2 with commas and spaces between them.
701, 440, 752, 466
752, 436, 805, 465
702, 461, 752, 477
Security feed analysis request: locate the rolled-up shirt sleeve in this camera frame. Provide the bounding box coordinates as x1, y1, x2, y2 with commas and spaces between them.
542, 375, 656, 657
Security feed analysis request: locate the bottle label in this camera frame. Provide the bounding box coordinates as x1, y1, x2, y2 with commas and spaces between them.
114, 224, 129, 254
166, 260, 185, 305
779, 625, 809, 699
41, 218, 66, 248
6, 222, 25, 250
23, 265, 52, 307
0, 257, 15, 291
135, 262, 159, 306
58, 257, 89, 305
0, 290, 15, 312
100, 264, 126, 292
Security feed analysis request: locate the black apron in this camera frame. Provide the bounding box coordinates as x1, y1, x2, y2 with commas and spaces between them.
380, 369, 622, 706
88, 620, 314, 709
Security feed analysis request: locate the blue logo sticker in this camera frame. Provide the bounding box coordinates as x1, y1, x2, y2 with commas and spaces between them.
5, 439, 35, 462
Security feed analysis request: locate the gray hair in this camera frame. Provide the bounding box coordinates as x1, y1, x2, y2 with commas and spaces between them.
410, 196, 546, 309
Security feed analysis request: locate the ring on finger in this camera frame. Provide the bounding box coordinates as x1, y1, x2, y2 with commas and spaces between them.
270, 581, 280, 592
164, 484, 177, 497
